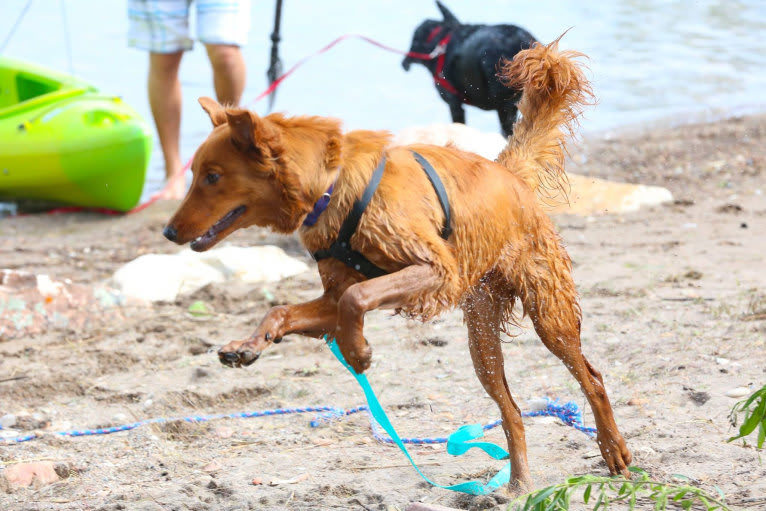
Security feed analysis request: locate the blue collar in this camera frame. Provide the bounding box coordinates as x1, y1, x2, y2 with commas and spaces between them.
302, 183, 334, 227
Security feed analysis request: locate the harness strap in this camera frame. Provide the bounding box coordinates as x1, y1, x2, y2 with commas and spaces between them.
313, 157, 389, 279
431, 34, 470, 104
411, 151, 452, 240
313, 152, 452, 279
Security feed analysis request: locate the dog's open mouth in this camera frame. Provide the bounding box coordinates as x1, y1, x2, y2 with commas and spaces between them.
190, 205, 246, 252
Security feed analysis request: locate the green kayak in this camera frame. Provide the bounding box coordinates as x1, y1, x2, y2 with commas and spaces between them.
0, 57, 152, 211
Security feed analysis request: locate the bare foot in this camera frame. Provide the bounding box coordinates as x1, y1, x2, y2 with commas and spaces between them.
158, 173, 186, 200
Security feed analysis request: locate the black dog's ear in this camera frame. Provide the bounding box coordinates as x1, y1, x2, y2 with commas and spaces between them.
436, 1, 459, 25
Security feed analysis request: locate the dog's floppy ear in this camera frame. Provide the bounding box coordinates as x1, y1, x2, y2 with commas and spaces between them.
436, 1, 459, 25
225, 109, 282, 160
199, 97, 227, 127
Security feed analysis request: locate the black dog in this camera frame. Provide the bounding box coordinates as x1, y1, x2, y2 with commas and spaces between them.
402, 1, 536, 136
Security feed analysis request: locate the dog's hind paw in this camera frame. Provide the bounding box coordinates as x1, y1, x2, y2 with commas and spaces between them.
598, 432, 632, 478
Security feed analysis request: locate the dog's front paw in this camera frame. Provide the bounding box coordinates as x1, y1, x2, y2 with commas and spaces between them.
218, 340, 261, 368
344, 345, 372, 374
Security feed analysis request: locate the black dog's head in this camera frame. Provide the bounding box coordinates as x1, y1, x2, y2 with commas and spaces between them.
402, 1, 460, 71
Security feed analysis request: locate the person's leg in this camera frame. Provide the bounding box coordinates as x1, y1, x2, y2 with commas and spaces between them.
197, 0, 251, 106
204, 44, 247, 106
129, 0, 193, 199
149, 51, 187, 199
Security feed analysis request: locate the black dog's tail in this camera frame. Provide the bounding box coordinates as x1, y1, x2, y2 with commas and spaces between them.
495, 34, 593, 203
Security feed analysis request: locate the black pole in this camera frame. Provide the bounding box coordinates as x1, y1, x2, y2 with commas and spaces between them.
267, 0, 284, 112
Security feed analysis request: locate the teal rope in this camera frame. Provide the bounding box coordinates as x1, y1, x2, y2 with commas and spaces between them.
326, 337, 512, 495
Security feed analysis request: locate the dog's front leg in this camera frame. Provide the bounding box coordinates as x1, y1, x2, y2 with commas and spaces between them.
335, 264, 440, 374
218, 295, 339, 368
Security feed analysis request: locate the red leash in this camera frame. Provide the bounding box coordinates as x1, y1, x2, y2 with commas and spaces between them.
14, 34, 445, 218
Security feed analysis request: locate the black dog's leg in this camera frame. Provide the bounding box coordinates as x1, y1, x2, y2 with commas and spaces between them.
498, 101, 519, 137
448, 98, 465, 124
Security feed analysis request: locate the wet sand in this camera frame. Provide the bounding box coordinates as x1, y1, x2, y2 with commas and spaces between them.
1, 114, 765, 510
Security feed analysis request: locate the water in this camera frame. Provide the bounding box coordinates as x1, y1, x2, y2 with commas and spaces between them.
2, 0, 766, 199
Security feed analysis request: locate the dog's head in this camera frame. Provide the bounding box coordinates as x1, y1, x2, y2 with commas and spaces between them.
163, 98, 327, 251
402, 1, 460, 71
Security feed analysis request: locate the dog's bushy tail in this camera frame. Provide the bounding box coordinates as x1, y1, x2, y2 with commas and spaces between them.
496, 34, 593, 203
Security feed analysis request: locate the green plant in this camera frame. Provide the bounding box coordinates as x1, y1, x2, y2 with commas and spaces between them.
728, 384, 766, 449
509, 467, 730, 510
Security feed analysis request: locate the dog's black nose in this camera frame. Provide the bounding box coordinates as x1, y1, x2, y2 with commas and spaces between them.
163, 225, 178, 242
402, 57, 412, 71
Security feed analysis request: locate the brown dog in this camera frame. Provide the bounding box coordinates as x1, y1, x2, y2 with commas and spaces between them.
163, 37, 631, 492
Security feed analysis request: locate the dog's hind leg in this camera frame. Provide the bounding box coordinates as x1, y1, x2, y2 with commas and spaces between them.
462, 285, 534, 495
515, 243, 632, 477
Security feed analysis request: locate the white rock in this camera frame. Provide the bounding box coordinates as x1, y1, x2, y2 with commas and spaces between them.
619, 185, 674, 213
0, 414, 17, 428
391, 123, 506, 161
725, 387, 751, 399
110, 245, 308, 302
190, 245, 309, 284
112, 253, 225, 302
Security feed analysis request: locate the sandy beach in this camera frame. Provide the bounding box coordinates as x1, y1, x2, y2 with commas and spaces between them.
1, 113, 765, 510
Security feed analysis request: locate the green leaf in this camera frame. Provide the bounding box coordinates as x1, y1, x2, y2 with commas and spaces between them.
757, 417, 766, 448
739, 409, 762, 437
528, 486, 557, 506
584, 484, 592, 503
187, 300, 212, 316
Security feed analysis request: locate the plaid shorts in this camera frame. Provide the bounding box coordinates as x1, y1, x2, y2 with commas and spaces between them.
128, 0, 251, 53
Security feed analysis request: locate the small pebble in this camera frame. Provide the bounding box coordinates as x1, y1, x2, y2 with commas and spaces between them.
0, 414, 17, 428
725, 387, 750, 399
202, 460, 222, 473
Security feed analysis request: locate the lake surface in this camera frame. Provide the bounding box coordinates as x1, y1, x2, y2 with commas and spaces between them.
3, 0, 766, 198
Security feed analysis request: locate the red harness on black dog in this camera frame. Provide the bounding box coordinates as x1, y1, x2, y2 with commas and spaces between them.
431, 34, 461, 98
415, 26, 468, 103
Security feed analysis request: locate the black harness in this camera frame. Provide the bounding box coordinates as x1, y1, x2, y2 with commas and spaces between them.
312, 151, 452, 279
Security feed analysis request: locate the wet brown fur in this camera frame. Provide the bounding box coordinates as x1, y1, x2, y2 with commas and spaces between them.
165, 36, 630, 493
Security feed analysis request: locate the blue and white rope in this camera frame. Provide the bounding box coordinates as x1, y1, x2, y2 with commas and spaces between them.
0, 399, 594, 445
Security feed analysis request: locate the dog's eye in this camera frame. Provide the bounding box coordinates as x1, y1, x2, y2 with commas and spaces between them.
206, 173, 220, 184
